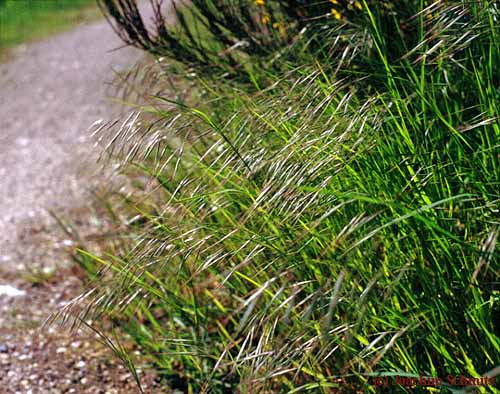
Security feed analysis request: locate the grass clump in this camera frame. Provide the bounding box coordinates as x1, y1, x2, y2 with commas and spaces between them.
65, 1, 499, 392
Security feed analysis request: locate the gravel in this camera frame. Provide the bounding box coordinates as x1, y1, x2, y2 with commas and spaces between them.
0, 13, 142, 250
0, 6, 167, 394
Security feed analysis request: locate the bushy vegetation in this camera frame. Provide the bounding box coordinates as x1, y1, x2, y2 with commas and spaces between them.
98, 0, 437, 81
66, 1, 499, 392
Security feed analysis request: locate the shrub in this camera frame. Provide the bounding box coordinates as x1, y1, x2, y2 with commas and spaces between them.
98, 0, 443, 80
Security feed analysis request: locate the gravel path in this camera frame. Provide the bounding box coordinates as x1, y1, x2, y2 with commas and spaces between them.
0, 15, 141, 251
0, 9, 165, 394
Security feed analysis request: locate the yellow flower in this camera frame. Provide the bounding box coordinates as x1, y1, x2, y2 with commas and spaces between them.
272, 22, 287, 37
382, 1, 394, 10
330, 0, 339, 4
331, 8, 342, 20
354, 1, 362, 10
262, 13, 271, 24
255, 0, 265, 5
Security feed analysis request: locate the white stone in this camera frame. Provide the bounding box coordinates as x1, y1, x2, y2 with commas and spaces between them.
0, 285, 26, 297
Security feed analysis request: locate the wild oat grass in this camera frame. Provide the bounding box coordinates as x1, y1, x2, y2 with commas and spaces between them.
64, 1, 499, 393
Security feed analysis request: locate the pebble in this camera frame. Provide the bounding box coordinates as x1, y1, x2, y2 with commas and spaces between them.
15, 137, 30, 147
0, 285, 26, 297
76, 360, 86, 369
70, 341, 81, 349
